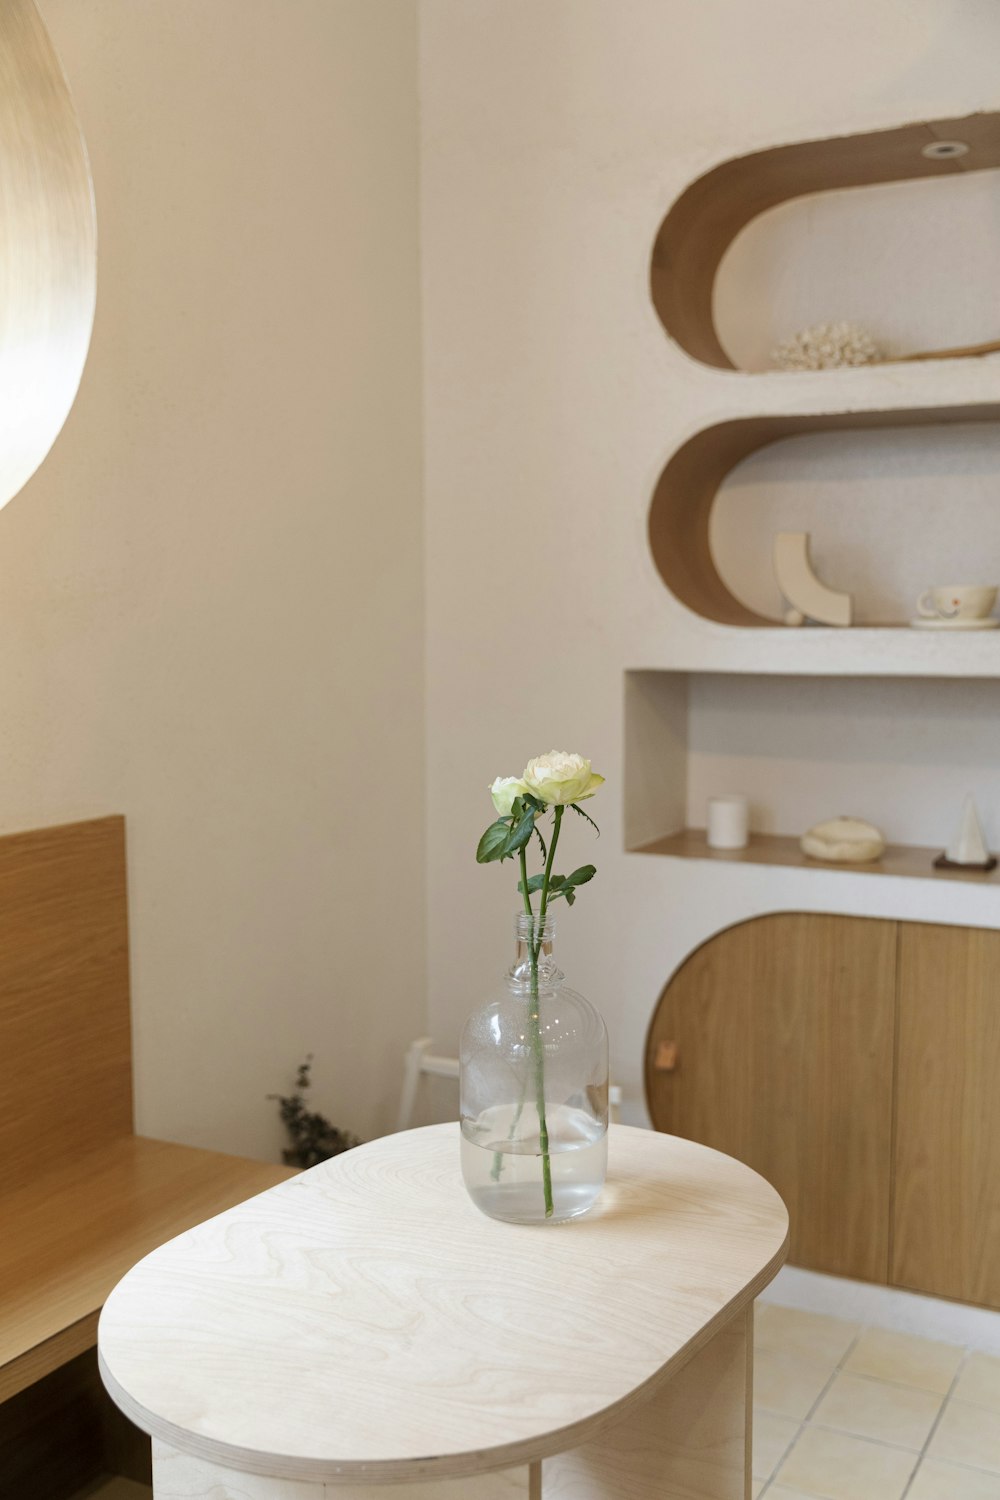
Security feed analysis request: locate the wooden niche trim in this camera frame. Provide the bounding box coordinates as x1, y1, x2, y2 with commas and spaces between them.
648, 403, 1000, 625
650, 111, 1000, 369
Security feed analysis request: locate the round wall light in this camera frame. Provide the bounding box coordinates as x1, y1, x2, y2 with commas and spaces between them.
0, 3, 97, 514
921, 140, 971, 160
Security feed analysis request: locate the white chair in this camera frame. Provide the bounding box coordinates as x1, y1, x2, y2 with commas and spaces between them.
396, 1038, 460, 1132
397, 1035, 622, 1131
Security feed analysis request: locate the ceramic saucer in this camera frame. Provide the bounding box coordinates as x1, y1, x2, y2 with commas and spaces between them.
910, 617, 1000, 630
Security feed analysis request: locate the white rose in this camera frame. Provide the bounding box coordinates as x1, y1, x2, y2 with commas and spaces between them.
522, 751, 604, 806
490, 776, 529, 816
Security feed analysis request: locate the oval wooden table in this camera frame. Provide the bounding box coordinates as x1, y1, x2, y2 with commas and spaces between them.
98, 1123, 788, 1499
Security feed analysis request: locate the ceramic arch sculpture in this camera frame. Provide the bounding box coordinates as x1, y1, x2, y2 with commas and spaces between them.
0, 1, 96, 511
773, 531, 852, 627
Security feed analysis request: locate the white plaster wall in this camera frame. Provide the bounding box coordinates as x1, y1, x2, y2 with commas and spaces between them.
420, 0, 1000, 1122
18, 1, 425, 1157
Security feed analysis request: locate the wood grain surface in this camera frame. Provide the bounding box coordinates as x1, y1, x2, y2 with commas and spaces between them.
99, 1124, 787, 1486
0, 0, 96, 510
0, 816, 132, 1195
646, 913, 896, 1283
892, 923, 1000, 1308
543, 1307, 751, 1499
1, 1136, 294, 1401
153, 1442, 536, 1498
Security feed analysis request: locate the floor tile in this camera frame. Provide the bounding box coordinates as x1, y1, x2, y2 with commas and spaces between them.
753, 1411, 801, 1481
927, 1398, 1000, 1475
954, 1353, 1000, 1413
768, 1490, 824, 1500
752, 1482, 767, 1498
908, 1457, 1000, 1499
842, 1326, 964, 1395
810, 1370, 942, 1449
754, 1304, 860, 1363
754, 1344, 840, 1420
775, 1425, 917, 1500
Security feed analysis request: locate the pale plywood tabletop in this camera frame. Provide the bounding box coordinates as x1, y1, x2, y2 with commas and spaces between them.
98, 1123, 787, 1486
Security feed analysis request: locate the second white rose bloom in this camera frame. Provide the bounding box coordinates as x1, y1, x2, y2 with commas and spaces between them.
522, 751, 604, 806
490, 776, 529, 816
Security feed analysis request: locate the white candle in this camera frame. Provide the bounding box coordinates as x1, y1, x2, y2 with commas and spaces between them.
707, 795, 749, 850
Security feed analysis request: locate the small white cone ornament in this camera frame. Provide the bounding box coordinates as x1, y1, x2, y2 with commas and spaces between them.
935, 794, 996, 871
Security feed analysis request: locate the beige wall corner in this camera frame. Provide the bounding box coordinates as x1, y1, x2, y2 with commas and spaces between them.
21, 0, 425, 1154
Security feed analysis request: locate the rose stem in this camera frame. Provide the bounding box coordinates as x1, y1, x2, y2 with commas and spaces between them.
530, 804, 562, 1218
518, 838, 553, 1215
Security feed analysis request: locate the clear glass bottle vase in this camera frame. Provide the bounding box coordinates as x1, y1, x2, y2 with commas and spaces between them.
459, 911, 609, 1224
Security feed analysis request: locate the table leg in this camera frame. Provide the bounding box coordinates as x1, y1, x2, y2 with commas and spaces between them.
542, 1304, 752, 1499
153, 1439, 539, 1498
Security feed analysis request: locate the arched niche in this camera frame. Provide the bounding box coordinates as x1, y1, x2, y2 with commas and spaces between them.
647, 403, 1000, 626
0, 2, 97, 510
650, 112, 1000, 371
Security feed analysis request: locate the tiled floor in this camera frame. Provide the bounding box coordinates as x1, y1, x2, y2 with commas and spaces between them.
754, 1303, 1000, 1499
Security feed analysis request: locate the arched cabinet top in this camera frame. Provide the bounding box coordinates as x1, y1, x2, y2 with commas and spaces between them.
651, 111, 1000, 370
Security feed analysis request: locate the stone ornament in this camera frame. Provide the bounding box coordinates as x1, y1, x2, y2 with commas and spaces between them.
774, 531, 853, 627
934, 794, 997, 872
801, 816, 886, 863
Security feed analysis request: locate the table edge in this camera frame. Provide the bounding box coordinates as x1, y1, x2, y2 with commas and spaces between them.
98, 1225, 788, 1484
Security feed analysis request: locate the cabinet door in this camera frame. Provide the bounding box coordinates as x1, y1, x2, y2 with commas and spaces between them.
893, 923, 1000, 1308
646, 912, 896, 1283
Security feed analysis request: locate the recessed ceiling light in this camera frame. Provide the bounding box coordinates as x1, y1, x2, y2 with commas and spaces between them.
922, 140, 970, 159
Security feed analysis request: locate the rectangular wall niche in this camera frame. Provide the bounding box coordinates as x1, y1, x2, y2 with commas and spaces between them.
624, 669, 1000, 859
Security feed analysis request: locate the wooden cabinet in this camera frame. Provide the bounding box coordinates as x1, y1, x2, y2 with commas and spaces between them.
892, 924, 1000, 1308
646, 914, 1000, 1307
646, 914, 896, 1283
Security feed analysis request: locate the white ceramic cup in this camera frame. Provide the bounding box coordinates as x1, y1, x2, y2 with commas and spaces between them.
706, 794, 749, 850
917, 584, 998, 620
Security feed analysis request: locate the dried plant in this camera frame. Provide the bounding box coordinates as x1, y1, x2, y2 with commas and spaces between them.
268, 1056, 360, 1169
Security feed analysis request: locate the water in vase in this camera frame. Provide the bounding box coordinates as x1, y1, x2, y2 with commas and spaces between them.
461, 1100, 607, 1224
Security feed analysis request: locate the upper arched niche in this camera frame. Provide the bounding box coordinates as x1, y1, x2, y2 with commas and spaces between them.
650, 112, 1000, 371
0, 1, 97, 510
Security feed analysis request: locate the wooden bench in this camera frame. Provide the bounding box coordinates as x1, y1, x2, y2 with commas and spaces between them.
0, 817, 294, 1498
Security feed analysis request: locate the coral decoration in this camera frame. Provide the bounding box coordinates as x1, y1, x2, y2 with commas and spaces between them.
772, 321, 881, 371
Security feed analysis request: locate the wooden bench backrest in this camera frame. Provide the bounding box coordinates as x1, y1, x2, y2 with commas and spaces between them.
0, 817, 131, 1192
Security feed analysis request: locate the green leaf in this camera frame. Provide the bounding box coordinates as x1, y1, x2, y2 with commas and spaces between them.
566, 864, 596, 887
523, 793, 547, 813
569, 803, 600, 836
516, 872, 546, 896
564, 888, 576, 904
477, 819, 512, 863
500, 807, 535, 859
533, 823, 548, 862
